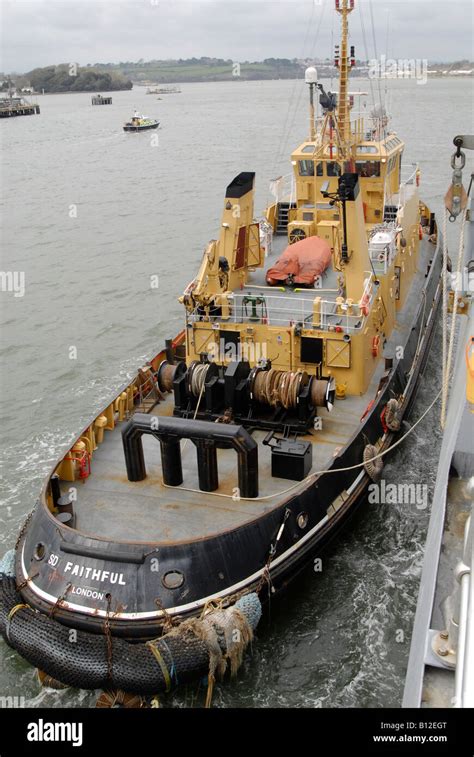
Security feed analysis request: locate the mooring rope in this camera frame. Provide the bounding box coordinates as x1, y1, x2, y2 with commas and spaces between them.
441, 206, 468, 428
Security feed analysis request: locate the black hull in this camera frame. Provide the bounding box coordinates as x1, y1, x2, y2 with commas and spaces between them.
13, 232, 443, 642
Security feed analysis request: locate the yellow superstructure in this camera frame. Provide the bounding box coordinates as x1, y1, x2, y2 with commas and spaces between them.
181, 0, 426, 397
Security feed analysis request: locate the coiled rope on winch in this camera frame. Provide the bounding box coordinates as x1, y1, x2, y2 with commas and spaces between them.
252, 369, 304, 409
188, 362, 211, 398
180, 362, 210, 452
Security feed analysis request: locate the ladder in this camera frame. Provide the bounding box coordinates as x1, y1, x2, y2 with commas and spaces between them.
276, 202, 296, 235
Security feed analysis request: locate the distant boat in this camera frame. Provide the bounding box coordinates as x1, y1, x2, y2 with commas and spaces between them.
146, 86, 181, 94
123, 112, 159, 132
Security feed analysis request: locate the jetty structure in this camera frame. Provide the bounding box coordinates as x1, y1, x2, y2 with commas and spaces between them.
0, 93, 40, 117
91, 94, 112, 105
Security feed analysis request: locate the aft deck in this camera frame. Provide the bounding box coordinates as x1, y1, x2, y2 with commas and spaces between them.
60, 364, 385, 544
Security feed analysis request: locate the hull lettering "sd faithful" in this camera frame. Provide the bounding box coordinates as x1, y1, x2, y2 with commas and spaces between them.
63, 561, 126, 585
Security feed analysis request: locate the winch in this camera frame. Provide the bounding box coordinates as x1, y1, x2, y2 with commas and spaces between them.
158, 358, 335, 434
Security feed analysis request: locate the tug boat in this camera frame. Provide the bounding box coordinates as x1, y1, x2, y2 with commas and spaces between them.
123, 111, 159, 132
0, 0, 444, 699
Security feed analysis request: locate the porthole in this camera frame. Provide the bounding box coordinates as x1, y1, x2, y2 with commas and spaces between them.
33, 543, 45, 561
162, 570, 185, 590
297, 512, 309, 530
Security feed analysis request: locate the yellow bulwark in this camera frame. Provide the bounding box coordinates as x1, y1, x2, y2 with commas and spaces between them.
181, 0, 425, 398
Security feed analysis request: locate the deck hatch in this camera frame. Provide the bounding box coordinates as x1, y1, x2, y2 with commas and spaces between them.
326, 339, 351, 368
300, 336, 323, 365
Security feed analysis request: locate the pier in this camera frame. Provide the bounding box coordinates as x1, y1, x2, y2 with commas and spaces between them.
0, 98, 40, 117
91, 95, 112, 105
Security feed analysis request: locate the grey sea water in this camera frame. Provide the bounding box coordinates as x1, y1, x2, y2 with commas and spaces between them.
0, 78, 472, 708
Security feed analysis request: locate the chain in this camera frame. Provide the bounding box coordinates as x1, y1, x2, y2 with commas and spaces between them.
16, 568, 40, 593
15, 504, 37, 551
49, 582, 72, 618
154, 596, 177, 632
255, 508, 292, 594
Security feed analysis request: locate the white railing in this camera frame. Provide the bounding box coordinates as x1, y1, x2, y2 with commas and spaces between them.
189, 274, 375, 334
454, 513, 474, 707
400, 161, 418, 186
269, 172, 296, 205
387, 162, 419, 214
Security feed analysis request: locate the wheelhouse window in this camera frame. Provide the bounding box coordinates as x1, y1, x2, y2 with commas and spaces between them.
355, 160, 381, 178
298, 160, 323, 176
357, 145, 378, 154
299, 160, 315, 176
327, 161, 341, 177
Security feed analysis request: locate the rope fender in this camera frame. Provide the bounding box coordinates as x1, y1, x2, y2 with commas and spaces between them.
363, 444, 383, 482
0, 566, 261, 695
381, 398, 402, 432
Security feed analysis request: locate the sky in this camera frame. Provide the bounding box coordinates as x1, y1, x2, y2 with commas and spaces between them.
1, 0, 473, 74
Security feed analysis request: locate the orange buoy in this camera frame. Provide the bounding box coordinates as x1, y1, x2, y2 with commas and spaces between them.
372, 334, 381, 357
359, 292, 370, 317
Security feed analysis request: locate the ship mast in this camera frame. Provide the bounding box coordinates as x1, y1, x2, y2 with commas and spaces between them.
335, 0, 355, 155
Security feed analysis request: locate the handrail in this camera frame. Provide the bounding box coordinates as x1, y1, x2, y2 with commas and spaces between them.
189, 274, 374, 333
190, 297, 370, 333
400, 162, 419, 186
454, 513, 474, 707
269, 172, 295, 205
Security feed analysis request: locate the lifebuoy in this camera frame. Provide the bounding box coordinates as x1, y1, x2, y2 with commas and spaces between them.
372, 335, 380, 357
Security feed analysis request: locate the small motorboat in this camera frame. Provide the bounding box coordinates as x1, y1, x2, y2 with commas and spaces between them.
123, 112, 159, 132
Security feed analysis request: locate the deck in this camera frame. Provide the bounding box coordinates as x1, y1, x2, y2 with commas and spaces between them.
60, 235, 436, 545
61, 365, 384, 544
